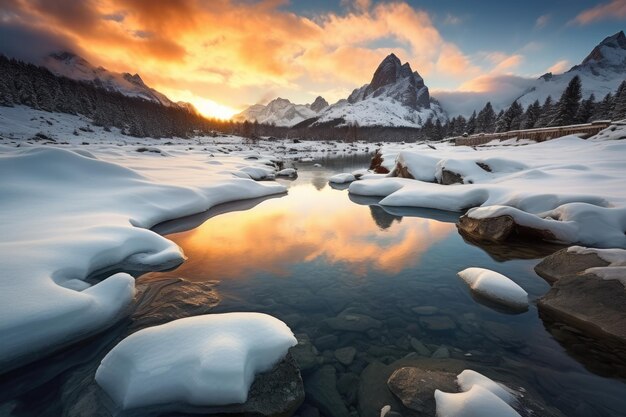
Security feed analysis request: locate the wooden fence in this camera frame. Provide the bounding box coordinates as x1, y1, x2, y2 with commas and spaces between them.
453, 120, 612, 146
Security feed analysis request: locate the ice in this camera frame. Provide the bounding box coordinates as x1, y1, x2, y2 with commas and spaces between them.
329, 173, 356, 184
0, 144, 286, 372
435, 370, 520, 417
95, 313, 296, 410
457, 268, 528, 310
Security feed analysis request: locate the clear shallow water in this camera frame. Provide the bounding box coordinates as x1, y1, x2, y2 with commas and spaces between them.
1, 155, 625, 417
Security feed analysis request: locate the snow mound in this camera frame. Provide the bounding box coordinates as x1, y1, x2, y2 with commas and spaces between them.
95, 313, 296, 410
350, 134, 626, 248
329, 173, 356, 184
435, 370, 520, 417
277, 168, 297, 177
458, 268, 528, 310
0, 145, 285, 373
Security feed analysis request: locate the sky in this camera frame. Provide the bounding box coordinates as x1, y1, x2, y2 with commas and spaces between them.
0, 0, 625, 118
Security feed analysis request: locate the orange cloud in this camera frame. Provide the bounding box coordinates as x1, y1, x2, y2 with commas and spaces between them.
572, 0, 626, 25
546, 59, 570, 74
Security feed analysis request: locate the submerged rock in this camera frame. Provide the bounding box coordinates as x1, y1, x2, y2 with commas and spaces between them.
304, 365, 351, 417
387, 367, 457, 413
457, 214, 556, 244
326, 311, 382, 333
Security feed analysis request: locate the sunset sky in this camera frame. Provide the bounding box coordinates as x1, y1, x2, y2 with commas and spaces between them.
1, 0, 625, 118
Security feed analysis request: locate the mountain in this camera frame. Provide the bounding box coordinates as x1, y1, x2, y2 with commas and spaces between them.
42, 52, 194, 110
313, 53, 445, 128
233, 96, 328, 126
515, 31, 626, 108
237, 53, 445, 128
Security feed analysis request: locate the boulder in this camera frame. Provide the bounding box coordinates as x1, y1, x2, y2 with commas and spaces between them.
370, 150, 390, 174
387, 367, 457, 413
334, 346, 357, 366
439, 168, 463, 185
534, 247, 609, 284
457, 214, 557, 244
304, 365, 351, 417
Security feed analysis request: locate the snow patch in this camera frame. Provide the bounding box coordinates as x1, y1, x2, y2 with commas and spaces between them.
457, 268, 528, 310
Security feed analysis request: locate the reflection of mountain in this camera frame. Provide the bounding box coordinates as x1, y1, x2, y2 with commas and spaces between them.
369, 205, 402, 230
145, 185, 455, 279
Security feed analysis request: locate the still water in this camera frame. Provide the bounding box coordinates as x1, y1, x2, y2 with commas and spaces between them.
1, 155, 625, 417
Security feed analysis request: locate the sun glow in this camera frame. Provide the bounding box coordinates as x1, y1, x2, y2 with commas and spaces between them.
161, 88, 239, 119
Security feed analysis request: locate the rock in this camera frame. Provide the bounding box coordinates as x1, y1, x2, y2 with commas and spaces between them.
290, 335, 319, 371
387, 367, 457, 413
419, 316, 456, 331
534, 247, 609, 284
369, 150, 390, 174
411, 306, 438, 315
539, 271, 626, 349
439, 168, 463, 185
305, 365, 351, 417
326, 312, 382, 333
457, 213, 557, 244
431, 346, 450, 359
315, 334, 339, 351
334, 347, 357, 366
409, 338, 431, 356
130, 276, 220, 331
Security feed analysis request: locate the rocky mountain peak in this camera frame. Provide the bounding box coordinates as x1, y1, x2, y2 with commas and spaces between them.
582, 30, 626, 66
310, 96, 329, 112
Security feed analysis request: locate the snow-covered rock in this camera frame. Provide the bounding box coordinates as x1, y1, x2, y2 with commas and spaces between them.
329, 172, 356, 184
95, 313, 297, 410
277, 167, 298, 178
435, 370, 520, 417
0, 145, 285, 373
350, 134, 626, 248
457, 268, 528, 310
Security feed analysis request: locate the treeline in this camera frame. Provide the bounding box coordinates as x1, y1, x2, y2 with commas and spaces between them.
0, 55, 238, 138
433, 75, 626, 140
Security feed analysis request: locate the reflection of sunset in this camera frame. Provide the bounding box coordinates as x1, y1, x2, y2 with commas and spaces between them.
153, 185, 454, 281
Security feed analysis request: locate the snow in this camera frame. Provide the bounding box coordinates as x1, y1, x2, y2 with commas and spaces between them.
568, 246, 626, 287
435, 370, 520, 417
457, 268, 528, 310
350, 131, 626, 248
329, 172, 356, 184
233, 97, 320, 127
0, 136, 287, 372
277, 168, 297, 177
95, 313, 296, 410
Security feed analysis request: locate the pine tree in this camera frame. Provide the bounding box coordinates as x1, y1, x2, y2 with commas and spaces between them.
576, 94, 596, 123
465, 111, 476, 134
535, 96, 554, 128
522, 100, 541, 129
495, 101, 523, 132
476, 102, 496, 133
610, 80, 626, 121
592, 93, 613, 121
550, 75, 582, 126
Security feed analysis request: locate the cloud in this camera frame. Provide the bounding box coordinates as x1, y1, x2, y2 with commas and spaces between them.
443, 13, 462, 25
546, 59, 570, 74
535, 14, 550, 28
572, 0, 626, 25
0, 0, 534, 117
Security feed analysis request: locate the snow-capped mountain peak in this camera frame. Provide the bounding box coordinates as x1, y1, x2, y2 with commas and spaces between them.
581, 30, 626, 66
42, 52, 191, 110
233, 96, 329, 126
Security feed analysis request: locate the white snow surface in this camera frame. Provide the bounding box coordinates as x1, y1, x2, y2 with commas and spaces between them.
351, 128, 626, 248
457, 268, 528, 310
329, 172, 356, 184
95, 313, 296, 410
435, 370, 520, 417
0, 117, 294, 371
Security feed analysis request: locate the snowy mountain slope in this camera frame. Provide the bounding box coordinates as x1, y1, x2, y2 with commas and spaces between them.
516, 31, 626, 108
233, 96, 328, 127
313, 53, 445, 128
43, 52, 194, 110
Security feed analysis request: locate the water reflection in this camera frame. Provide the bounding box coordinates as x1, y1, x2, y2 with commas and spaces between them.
146, 181, 455, 280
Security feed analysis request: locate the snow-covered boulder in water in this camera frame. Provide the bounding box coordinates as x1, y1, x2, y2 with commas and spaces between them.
95, 313, 297, 410
457, 267, 528, 310
329, 173, 356, 184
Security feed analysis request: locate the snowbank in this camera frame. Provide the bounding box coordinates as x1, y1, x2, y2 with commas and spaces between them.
95, 313, 296, 410
0, 145, 285, 372
457, 268, 528, 310
435, 370, 520, 417
350, 135, 626, 248
329, 172, 356, 184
